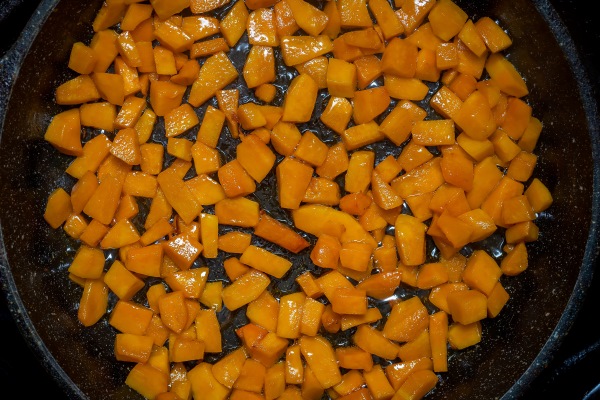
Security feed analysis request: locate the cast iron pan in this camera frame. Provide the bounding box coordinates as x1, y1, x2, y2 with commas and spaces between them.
0, 0, 599, 399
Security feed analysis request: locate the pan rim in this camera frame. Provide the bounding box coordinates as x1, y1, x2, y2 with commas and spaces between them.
0, 0, 85, 398
501, 0, 600, 396
0, 0, 598, 399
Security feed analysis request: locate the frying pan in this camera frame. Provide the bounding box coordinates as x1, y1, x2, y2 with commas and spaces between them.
0, 0, 598, 398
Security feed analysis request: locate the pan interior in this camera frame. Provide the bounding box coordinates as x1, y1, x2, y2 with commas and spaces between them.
0, 0, 598, 399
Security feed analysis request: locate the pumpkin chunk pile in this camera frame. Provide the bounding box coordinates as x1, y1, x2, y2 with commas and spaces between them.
42, 0, 554, 399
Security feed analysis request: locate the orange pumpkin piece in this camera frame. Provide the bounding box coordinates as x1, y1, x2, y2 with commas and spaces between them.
320, 96, 353, 134
456, 208, 497, 242
286, 0, 328, 36
83, 175, 123, 225
314, 144, 348, 182
44, 108, 83, 157
154, 21, 194, 54
333, 370, 366, 396
353, 324, 400, 360
188, 0, 228, 13
453, 90, 496, 140
356, 270, 401, 300
190, 141, 220, 175
68, 41, 98, 74
416, 262, 449, 290
240, 245, 293, 279
254, 211, 310, 254
78, 277, 109, 327
55, 74, 101, 105
44, 187, 73, 229
109, 299, 153, 335
440, 144, 474, 192
274, 291, 305, 340
340, 309, 383, 334
90, 28, 118, 71
294, 272, 322, 300
280, 35, 333, 66
251, 331, 290, 368
383, 296, 429, 342
164, 103, 199, 138
245, 290, 279, 332
104, 260, 145, 300
393, 369, 439, 400
187, 362, 231, 400
352, 86, 391, 125
125, 243, 163, 277
338, 241, 373, 272
448, 321, 482, 350
485, 53, 529, 98
246, 7, 278, 47
79, 102, 116, 132
282, 73, 319, 122
231, 358, 266, 393
218, 159, 257, 198
369, 0, 403, 39
331, 287, 368, 315
506, 150, 537, 182
123, 171, 157, 198
164, 268, 209, 300
162, 233, 203, 270
500, 241, 529, 276
394, 214, 427, 266
447, 289, 488, 325
501, 194, 536, 225
149, 80, 187, 117
294, 56, 328, 89
298, 298, 325, 337
302, 176, 341, 206
243, 45, 276, 89
215, 197, 260, 228
222, 269, 271, 311
153, 45, 177, 75
487, 281, 510, 318
223, 257, 250, 282
481, 175, 525, 227
188, 51, 239, 108
363, 364, 395, 400
67, 245, 104, 279
411, 119, 455, 146
385, 358, 431, 392
158, 290, 188, 334
338, 0, 372, 28
283, 344, 304, 385
212, 347, 248, 389
397, 329, 431, 362
156, 168, 202, 225
125, 363, 169, 400
217, 231, 252, 254
264, 362, 286, 400
430, 85, 463, 120
219, 0, 249, 46
456, 133, 495, 162
299, 335, 342, 389
292, 130, 328, 167
308, 233, 340, 269
236, 134, 277, 183
524, 178, 553, 213
474, 16, 513, 54
169, 331, 206, 363
194, 308, 222, 353
276, 156, 314, 209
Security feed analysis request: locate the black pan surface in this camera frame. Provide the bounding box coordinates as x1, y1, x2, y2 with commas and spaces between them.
0, 0, 599, 399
